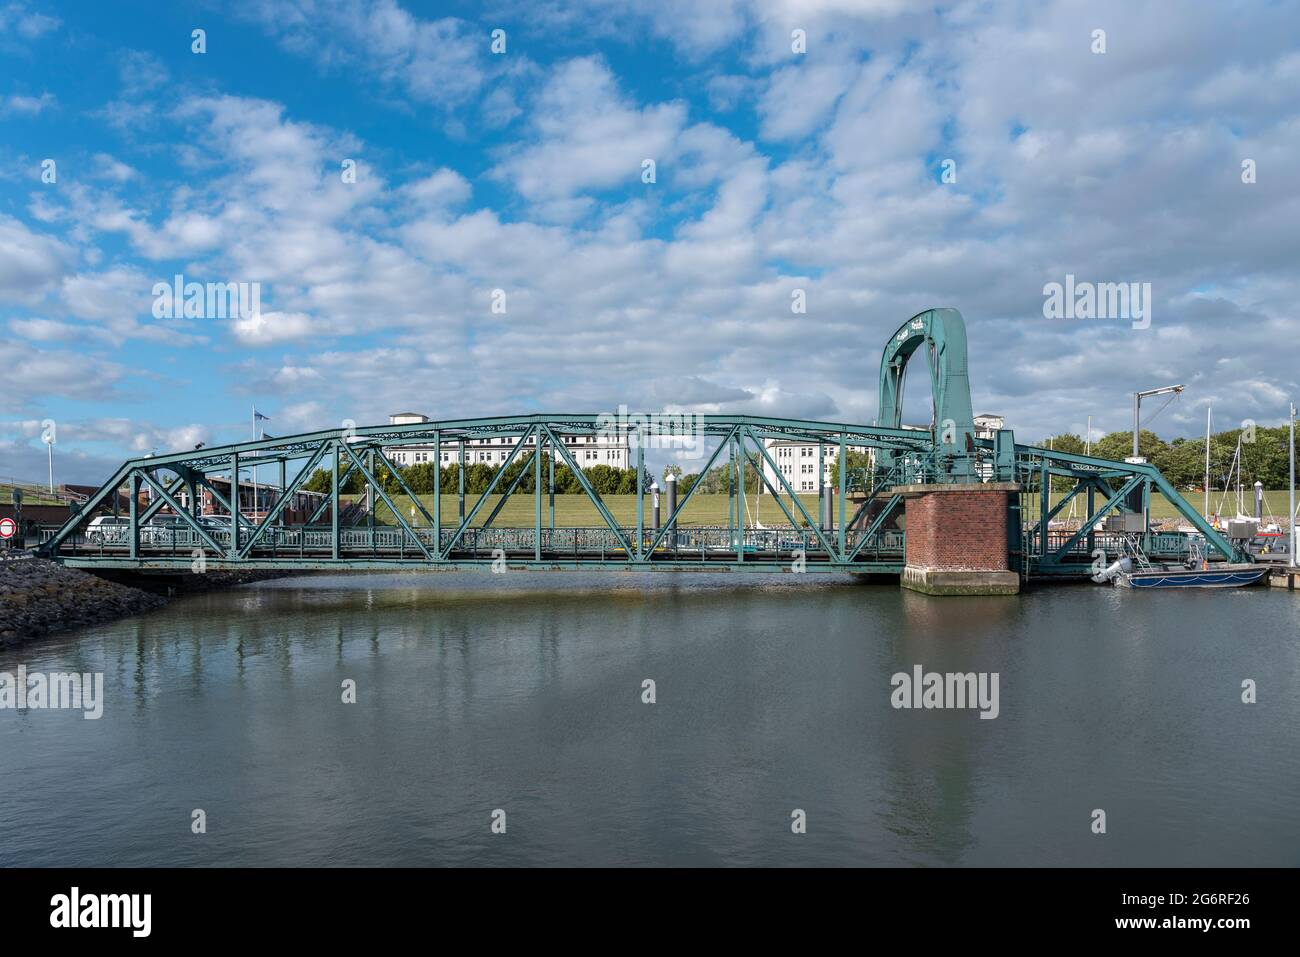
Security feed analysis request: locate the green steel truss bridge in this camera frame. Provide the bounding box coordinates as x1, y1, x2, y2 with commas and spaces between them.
39, 309, 1246, 578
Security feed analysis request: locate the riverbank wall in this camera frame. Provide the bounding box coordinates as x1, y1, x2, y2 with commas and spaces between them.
0, 556, 298, 646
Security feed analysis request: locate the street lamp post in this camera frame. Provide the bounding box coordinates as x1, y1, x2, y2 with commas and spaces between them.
1130, 384, 1185, 462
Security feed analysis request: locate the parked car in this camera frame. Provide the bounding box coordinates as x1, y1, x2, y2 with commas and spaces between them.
141, 515, 190, 545
198, 516, 233, 537
85, 515, 128, 543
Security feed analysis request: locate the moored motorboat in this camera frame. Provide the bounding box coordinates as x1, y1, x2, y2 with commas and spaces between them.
1115, 564, 1268, 588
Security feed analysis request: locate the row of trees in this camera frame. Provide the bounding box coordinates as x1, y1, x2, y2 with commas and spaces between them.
1040, 425, 1296, 491
303, 460, 651, 498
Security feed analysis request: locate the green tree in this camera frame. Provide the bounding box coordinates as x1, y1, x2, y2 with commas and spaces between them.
827, 449, 872, 488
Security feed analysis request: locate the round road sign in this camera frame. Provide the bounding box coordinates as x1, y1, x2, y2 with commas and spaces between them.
0, 517, 17, 539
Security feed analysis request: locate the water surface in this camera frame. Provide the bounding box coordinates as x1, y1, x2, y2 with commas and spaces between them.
2, 572, 1297, 866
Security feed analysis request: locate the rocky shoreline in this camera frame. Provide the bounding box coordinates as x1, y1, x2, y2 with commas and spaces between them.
0, 556, 299, 646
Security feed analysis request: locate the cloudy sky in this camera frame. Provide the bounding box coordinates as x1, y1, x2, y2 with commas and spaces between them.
1, 0, 1298, 484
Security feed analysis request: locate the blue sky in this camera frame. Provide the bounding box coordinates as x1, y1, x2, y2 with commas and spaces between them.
2, 0, 1299, 484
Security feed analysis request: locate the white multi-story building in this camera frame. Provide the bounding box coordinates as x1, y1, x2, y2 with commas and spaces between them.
973, 414, 1004, 480
759, 439, 872, 493
973, 413, 1004, 438
384, 413, 632, 469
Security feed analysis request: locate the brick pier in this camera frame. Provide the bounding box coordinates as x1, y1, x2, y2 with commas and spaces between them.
892, 483, 1021, 596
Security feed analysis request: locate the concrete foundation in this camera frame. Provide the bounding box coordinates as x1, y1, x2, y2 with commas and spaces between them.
893, 482, 1021, 596
900, 565, 1021, 596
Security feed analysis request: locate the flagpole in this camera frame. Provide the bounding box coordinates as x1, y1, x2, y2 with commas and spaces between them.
1204, 405, 1211, 521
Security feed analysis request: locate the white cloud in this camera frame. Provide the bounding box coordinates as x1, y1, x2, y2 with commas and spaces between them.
491, 57, 688, 208
1, 91, 54, 115
238, 0, 488, 108
231, 310, 317, 346
0, 215, 70, 303
0, 1, 59, 40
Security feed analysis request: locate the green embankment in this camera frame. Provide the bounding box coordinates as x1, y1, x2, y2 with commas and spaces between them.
352, 492, 824, 528
346, 489, 1294, 528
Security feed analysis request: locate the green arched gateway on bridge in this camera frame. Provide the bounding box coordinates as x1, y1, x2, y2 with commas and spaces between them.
876, 308, 977, 482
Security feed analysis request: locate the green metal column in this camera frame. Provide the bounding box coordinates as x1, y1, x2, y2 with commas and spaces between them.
331, 441, 339, 560
727, 436, 736, 549
1086, 484, 1095, 557
838, 433, 846, 558
548, 446, 555, 530
458, 439, 465, 522
366, 448, 375, 545
129, 471, 139, 560
1039, 463, 1049, 558
534, 431, 543, 561
737, 431, 745, 563
278, 458, 286, 527
231, 450, 240, 558
433, 429, 441, 558
635, 432, 644, 560
818, 441, 825, 530
1142, 479, 1151, 553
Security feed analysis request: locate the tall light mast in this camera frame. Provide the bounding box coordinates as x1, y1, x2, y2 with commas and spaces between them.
1128, 384, 1184, 462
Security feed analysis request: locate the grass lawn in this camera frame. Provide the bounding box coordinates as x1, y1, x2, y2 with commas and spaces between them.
344, 488, 1295, 528
0, 483, 66, 506
1043, 489, 1296, 522
351, 492, 825, 528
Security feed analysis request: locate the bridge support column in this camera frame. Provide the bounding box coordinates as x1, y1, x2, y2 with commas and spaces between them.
894, 483, 1021, 596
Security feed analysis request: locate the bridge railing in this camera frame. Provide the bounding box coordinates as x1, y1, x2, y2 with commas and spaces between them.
48, 521, 907, 563
1027, 528, 1196, 560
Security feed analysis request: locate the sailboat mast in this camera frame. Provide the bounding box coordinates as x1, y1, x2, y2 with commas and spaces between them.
1204, 406, 1211, 519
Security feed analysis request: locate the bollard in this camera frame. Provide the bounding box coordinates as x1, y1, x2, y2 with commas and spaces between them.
665, 472, 677, 537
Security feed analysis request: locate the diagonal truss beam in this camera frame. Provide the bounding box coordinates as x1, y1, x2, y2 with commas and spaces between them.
306, 459, 359, 525
372, 445, 435, 529
846, 494, 903, 562
747, 427, 840, 559
40, 462, 132, 553
540, 423, 635, 556
479, 450, 537, 534
737, 436, 808, 535
339, 442, 433, 560
136, 468, 226, 556
441, 425, 537, 558
238, 440, 330, 558
139, 474, 187, 524
1049, 474, 1144, 562
644, 425, 739, 554
195, 472, 255, 529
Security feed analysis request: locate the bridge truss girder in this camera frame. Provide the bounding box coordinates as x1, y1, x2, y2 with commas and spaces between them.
41, 414, 929, 573
993, 439, 1248, 573
39, 413, 1245, 577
